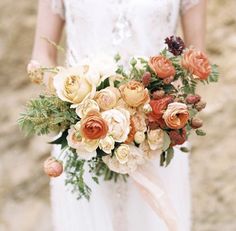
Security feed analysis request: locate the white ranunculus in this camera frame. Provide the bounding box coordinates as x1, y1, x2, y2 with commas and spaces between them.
134, 131, 146, 144
101, 108, 130, 142
75, 99, 100, 118
53, 66, 97, 107
115, 144, 130, 164
99, 136, 115, 154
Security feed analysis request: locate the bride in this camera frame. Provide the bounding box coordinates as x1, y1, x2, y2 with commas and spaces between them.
31, 0, 206, 230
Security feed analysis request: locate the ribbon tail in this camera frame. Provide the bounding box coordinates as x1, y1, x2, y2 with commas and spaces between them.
130, 162, 183, 231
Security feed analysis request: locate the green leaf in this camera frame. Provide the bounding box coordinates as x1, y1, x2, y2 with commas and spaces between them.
180, 147, 190, 153
196, 129, 206, 136
92, 176, 99, 184
163, 131, 171, 151
208, 64, 219, 83
165, 147, 174, 167
189, 108, 198, 118
96, 77, 110, 91
49, 130, 68, 149
160, 152, 166, 167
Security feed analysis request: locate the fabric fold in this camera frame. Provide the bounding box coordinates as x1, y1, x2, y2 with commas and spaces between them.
130, 161, 184, 231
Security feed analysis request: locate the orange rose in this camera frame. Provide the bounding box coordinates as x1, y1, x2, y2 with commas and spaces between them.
181, 48, 211, 80
148, 96, 174, 122
163, 102, 189, 129
149, 55, 176, 79
125, 118, 136, 144
80, 110, 108, 140
119, 80, 150, 107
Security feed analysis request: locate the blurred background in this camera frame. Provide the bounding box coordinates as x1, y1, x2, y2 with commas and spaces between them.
0, 0, 235, 230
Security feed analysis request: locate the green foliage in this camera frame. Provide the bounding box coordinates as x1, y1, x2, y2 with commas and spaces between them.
180, 147, 190, 153
49, 130, 69, 149
65, 150, 92, 200
160, 147, 174, 167
208, 64, 219, 83
196, 129, 206, 136
18, 95, 78, 136
96, 77, 110, 91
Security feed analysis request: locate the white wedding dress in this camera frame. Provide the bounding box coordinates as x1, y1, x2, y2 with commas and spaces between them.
50, 0, 199, 230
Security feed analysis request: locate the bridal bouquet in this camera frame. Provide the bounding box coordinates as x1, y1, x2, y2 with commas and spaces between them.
19, 36, 219, 199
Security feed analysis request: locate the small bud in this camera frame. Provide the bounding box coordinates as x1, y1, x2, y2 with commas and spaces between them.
44, 157, 63, 177
163, 76, 174, 84
191, 117, 203, 129
195, 101, 206, 111
142, 72, 151, 87
152, 90, 165, 99
130, 57, 137, 66
186, 94, 201, 104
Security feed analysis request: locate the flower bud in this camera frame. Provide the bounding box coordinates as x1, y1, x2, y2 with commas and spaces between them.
169, 128, 187, 146
134, 131, 146, 144
43, 157, 63, 177
191, 117, 203, 129
163, 76, 174, 84
186, 94, 201, 104
142, 72, 151, 87
195, 101, 206, 111
152, 90, 165, 99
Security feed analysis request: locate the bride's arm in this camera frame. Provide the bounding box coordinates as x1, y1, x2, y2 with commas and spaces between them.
32, 0, 64, 66
181, 0, 207, 51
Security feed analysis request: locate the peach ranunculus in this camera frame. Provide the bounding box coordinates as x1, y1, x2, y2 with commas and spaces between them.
147, 128, 164, 151
181, 48, 211, 80
148, 96, 174, 122
102, 108, 130, 142
163, 102, 189, 129
80, 110, 108, 140
149, 55, 176, 79
94, 87, 120, 111
53, 66, 97, 106
119, 80, 150, 107
66, 122, 98, 159
75, 99, 100, 118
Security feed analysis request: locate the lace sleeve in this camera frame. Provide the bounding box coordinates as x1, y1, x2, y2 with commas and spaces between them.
51, 0, 65, 19
181, 0, 200, 14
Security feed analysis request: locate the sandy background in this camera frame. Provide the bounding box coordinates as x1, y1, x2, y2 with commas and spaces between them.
0, 0, 235, 230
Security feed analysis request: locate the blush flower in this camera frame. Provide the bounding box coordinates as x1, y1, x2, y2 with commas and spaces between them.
43, 157, 63, 177
163, 102, 189, 129
149, 55, 176, 79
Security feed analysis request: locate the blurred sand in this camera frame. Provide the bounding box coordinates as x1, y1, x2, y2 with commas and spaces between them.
0, 0, 235, 230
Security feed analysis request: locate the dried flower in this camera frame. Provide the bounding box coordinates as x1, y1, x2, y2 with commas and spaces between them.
195, 101, 206, 111
165, 36, 185, 56
152, 90, 165, 100
186, 94, 201, 104
191, 117, 203, 129
44, 157, 63, 177
163, 76, 174, 84
142, 72, 151, 87
169, 128, 187, 146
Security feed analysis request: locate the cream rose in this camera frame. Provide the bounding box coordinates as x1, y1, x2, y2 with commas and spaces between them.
115, 144, 130, 164
53, 66, 96, 106
102, 144, 145, 174
134, 131, 146, 144
132, 112, 147, 132
99, 136, 115, 154
101, 108, 130, 142
147, 128, 164, 151
76, 99, 100, 118
95, 87, 120, 111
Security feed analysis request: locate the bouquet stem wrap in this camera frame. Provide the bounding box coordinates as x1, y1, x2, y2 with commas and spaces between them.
130, 161, 183, 231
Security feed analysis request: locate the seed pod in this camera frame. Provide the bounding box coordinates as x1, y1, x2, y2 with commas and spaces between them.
195, 101, 206, 111
191, 117, 203, 129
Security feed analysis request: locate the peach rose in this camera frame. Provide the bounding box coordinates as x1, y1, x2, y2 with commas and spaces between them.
76, 99, 100, 118
181, 48, 211, 80
43, 157, 63, 177
119, 80, 150, 107
80, 110, 108, 140
163, 102, 189, 129
149, 55, 176, 79
95, 87, 120, 111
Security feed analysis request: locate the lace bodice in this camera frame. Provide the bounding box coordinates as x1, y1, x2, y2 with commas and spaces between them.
52, 0, 199, 65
